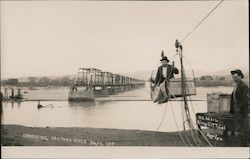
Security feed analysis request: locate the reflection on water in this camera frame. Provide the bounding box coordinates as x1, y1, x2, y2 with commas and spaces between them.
68, 101, 96, 107
2, 86, 233, 132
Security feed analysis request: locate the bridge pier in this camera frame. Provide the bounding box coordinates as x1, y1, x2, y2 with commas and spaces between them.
118, 86, 126, 93
94, 86, 109, 97
10, 88, 15, 98
107, 87, 116, 95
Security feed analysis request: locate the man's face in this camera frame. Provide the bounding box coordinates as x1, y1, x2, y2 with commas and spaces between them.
161, 60, 168, 65
232, 73, 242, 83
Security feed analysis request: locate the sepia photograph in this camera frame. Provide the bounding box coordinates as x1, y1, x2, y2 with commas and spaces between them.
1, 0, 249, 158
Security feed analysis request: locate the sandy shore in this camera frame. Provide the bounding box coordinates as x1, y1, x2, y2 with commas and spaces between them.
2, 124, 243, 147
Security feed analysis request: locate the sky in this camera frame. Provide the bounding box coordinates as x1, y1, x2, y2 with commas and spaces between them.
1, 0, 249, 78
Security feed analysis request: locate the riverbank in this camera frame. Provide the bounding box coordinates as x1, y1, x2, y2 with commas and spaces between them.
1, 125, 243, 147
1, 125, 189, 146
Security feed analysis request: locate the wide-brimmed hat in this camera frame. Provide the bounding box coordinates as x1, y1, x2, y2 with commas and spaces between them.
231, 69, 244, 79
160, 56, 169, 62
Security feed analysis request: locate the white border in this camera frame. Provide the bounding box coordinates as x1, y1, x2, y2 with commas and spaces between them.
2, 147, 250, 159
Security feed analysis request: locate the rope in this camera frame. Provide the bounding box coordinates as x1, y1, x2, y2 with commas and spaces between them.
168, 88, 213, 147
170, 98, 195, 147
181, 82, 204, 146
154, 60, 176, 131
176, 65, 211, 146
169, 99, 188, 147
182, 56, 196, 82
152, 50, 212, 146
189, 118, 214, 147
156, 102, 168, 131
180, 0, 224, 44
185, 94, 210, 146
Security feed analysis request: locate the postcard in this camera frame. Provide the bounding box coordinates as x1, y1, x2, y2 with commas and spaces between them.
1, 0, 249, 158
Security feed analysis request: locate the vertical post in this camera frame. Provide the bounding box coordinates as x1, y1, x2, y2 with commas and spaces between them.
176, 39, 190, 130
18, 88, 21, 96
81, 70, 85, 85
17, 88, 22, 99
11, 88, 14, 98
179, 47, 188, 111
4, 88, 8, 99
176, 40, 188, 109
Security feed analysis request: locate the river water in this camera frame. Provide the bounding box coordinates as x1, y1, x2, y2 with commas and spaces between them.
2, 85, 233, 132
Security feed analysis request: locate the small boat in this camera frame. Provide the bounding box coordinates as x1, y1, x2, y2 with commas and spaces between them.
37, 101, 44, 109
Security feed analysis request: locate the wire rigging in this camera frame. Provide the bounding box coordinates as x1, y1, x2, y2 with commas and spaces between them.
152, 2, 224, 143
180, 0, 224, 44
167, 47, 213, 146
156, 103, 168, 131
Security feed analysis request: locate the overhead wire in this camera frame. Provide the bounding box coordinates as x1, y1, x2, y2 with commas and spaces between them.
180, 0, 224, 44
152, 0, 225, 146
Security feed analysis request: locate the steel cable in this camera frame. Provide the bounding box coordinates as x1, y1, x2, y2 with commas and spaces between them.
181, 0, 224, 44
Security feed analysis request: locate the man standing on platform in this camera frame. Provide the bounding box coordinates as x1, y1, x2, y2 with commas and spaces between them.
229, 69, 249, 146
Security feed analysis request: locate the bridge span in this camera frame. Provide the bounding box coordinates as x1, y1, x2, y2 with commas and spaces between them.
69, 68, 145, 101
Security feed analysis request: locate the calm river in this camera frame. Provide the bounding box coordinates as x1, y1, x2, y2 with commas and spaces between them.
2, 85, 233, 132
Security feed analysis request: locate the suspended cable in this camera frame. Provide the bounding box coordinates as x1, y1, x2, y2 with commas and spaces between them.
152, 46, 213, 146
156, 102, 168, 131
169, 99, 188, 147
170, 85, 211, 146
169, 98, 193, 147
168, 89, 213, 147
189, 118, 214, 147
155, 58, 176, 131
181, 0, 224, 44
183, 80, 208, 146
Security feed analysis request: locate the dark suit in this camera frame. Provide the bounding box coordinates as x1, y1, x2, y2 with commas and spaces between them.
230, 81, 248, 115
155, 64, 179, 85
0, 92, 2, 113
230, 80, 249, 146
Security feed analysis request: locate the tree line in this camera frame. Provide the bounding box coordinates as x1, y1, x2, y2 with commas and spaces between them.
1, 76, 75, 87
195, 75, 245, 87
2, 75, 249, 87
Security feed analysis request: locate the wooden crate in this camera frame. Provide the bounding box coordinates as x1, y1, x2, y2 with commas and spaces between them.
207, 93, 231, 113
219, 94, 231, 113
207, 93, 220, 113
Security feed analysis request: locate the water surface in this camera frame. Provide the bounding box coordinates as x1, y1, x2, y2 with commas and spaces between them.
2, 86, 233, 132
